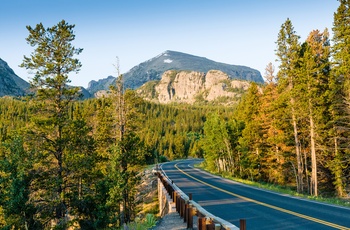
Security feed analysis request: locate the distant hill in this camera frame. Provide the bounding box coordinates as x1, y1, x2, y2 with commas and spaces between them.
122, 50, 263, 89
86, 75, 116, 97
0, 58, 30, 97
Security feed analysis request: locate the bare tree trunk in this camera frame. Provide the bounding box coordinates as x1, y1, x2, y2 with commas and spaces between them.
291, 98, 303, 193
303, 149, 309, 194
309, 102, 318, 196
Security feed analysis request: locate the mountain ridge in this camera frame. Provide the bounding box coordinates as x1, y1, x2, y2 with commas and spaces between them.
0, 58, 30, 97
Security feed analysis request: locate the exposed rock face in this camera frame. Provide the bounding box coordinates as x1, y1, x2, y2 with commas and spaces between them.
0, 58, 30, 97
138, 70, 250, 105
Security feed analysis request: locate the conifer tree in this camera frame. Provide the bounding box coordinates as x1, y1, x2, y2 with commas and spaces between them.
276, 18, 304, 193
331, 0, 350, 196
107, 61, 147, 225
299, 29, 331, 196
235, 83, 262, 179
20, 20, 96, 228
258, 63, 287, 184
0, 136, 39, 229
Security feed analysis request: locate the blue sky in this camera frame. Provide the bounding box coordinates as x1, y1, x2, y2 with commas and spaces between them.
0, 0, 339, 88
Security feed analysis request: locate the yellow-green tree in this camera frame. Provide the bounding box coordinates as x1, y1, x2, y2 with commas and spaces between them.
20, 20, 97, 228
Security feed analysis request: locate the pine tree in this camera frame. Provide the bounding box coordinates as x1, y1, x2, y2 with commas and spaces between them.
235, 83, 262, 180
298, 29, 331, 196
330, 0, 350, 196
20, 20, 96, 228
258, 63, 287, 184
108, 65, 148, 225
276, 18, 304, 193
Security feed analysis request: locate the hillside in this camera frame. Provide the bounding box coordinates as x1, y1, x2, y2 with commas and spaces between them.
0, 58, 30, 96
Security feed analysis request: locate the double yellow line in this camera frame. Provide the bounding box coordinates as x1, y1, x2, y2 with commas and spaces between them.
175, 163, 350, 230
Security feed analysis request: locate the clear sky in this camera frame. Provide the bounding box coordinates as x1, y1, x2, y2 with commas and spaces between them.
0, 0, 339, 88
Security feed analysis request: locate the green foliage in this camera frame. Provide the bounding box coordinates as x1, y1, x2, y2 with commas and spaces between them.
3, 3, 350, 227
0, 136, 40, 229
121, 213, 157, 230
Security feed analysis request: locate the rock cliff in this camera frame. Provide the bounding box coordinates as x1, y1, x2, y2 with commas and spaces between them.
137, 70, 250, 105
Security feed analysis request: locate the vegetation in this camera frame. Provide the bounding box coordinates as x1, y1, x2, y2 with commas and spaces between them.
199, 2, 350, 198
1, 2, 350, 229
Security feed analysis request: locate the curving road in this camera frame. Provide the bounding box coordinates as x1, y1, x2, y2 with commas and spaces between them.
160, 159, 350, 230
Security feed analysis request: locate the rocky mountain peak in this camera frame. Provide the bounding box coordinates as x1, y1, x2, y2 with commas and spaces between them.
121, 50, 263, 89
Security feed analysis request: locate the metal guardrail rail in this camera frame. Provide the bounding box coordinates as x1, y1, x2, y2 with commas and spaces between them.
157, 164, 245, 230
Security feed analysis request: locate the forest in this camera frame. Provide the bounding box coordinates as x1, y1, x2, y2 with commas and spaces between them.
1, 1, 350, 229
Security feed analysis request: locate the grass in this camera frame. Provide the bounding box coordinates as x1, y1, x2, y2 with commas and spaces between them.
195, 164, 350, 208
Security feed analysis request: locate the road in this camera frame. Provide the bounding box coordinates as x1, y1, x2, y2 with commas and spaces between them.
160, 159, 350, 230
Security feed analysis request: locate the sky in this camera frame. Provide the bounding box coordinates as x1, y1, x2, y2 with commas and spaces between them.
0, 0, 340, 88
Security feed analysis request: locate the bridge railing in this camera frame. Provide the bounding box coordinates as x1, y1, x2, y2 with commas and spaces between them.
156, 165, 245, 230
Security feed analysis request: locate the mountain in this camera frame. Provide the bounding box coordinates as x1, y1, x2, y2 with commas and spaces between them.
77, 86, 92, 99
137, 70, 251, 105
0, 58, 30, 97
87, 75, 116, 96
122, 50, 263, 89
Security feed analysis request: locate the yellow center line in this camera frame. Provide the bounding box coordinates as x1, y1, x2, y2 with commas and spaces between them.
175, 163, 350, 230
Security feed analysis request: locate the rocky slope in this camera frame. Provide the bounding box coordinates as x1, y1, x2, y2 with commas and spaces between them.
137, 70, 251, 105
0, 58, 30, 96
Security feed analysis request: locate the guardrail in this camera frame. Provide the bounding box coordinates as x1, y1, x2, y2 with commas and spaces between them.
156, 164, 245, 230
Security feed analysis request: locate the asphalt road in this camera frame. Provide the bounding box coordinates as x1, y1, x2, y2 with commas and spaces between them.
160, 159, 350, 230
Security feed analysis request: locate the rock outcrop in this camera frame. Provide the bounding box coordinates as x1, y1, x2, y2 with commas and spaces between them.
137, 70, 251, 105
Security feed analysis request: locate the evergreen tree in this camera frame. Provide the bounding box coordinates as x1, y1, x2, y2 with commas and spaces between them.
275, 18, 304, 193
235, 83, 263, 179
299, 29, 331, 196
0, 136, 40, 229
331, 0, 350, 196
20, 20, 96, 228
258, 63, 288, 184
108, 71, 148, 226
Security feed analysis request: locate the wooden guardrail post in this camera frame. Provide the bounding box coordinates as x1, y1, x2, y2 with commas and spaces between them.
176, 194, 179, 213
180, 197, 183, 216
206, 221, 215, 230
198, 217, 206, 230
240, 219, 246, 230
184, 202, 188, 222
180, 198, 185, 218
187, 205, 194, 229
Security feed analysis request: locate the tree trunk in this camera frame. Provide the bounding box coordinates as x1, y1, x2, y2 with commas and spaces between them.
333, 136, 344, 197
309, 101, 318, 196
291, 98, 303, 193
